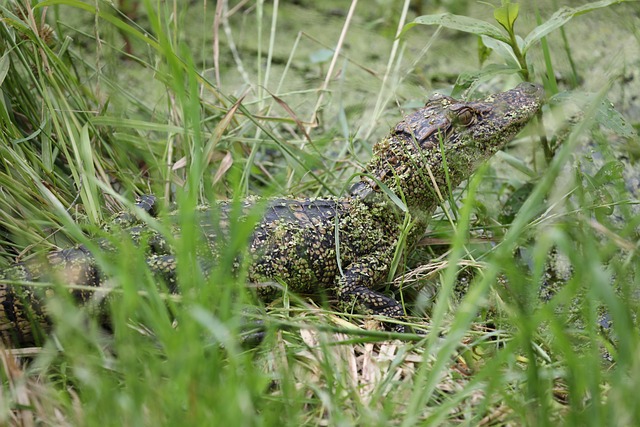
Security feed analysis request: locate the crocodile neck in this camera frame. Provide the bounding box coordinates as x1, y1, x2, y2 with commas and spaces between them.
348, 182, 433, 251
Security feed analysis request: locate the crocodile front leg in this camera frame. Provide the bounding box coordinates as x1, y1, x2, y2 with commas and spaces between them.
336, 251, 407, 332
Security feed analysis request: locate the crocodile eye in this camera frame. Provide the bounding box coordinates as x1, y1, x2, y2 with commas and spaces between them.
454, 107, 476, 126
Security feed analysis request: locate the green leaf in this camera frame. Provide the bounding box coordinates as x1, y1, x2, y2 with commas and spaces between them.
480, 35, 518, 65
91, 117, 192, 134
377, 179, 408, 213
10, 118, 47, 144
596, 100, 639, 139
398, 21, 417, 37
0, 52, 10, 86
593, 160, 625, 184
523, 0, 633, 54
494, 2, 520, 34
583, 163, 621, 218
550, 91, 638, 139
477, 37, 493, 66
412, 13, 510, 44
452, 64, 520, 97
78, 124, 100, 223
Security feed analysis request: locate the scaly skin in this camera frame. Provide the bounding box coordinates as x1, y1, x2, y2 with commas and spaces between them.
0, 83, 545, 346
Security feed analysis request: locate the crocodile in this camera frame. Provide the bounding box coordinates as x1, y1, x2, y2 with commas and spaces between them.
0, 82, 545, 347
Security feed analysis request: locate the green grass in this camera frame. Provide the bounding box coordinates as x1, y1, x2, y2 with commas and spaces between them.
1, 0, 639, 425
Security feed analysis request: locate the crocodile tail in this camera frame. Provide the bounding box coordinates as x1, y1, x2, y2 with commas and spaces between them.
0, 246, 101, 348
0, 264, 51, 347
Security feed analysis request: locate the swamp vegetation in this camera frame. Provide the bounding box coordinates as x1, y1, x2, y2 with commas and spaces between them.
0, 0, 639, 425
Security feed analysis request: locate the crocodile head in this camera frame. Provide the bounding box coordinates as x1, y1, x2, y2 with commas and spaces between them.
354, 82, 545, 213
